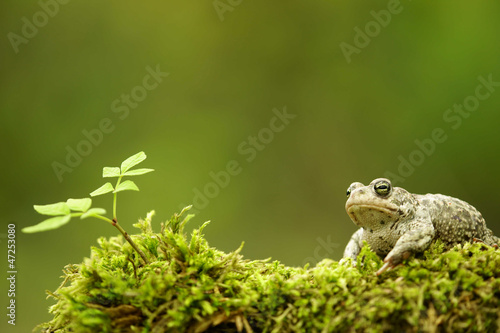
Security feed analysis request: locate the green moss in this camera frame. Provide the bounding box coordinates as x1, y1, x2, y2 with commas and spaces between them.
38, 208, 500, 332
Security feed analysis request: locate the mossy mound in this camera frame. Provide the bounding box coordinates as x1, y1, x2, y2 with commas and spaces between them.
38, 208, 500, 333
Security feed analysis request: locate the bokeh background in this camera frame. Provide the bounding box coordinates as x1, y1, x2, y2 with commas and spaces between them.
2, 1, 500, 331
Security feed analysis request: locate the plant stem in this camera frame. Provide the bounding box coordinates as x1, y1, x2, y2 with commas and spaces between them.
113, 220, 150, 265
92, 214, 150, 265
91, 214, 114, 224
113, 176, 122, 220
113, 193, 118, 220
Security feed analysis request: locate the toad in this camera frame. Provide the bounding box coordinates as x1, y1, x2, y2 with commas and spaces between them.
343, 178, 499, 275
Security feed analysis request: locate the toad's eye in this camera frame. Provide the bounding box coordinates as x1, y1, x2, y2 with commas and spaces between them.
374, 180, 391, 197
346, 188, 351, 198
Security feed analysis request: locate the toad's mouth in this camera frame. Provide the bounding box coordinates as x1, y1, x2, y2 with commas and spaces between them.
346, 204, 397, 215
346, 204, 398, 226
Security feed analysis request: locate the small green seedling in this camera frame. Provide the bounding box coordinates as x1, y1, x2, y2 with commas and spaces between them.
22, 151, 154, 264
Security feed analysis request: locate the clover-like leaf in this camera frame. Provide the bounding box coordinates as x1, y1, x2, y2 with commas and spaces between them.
122, 168, 154, 176
103, 167, 121, 178
90, 183, 114, 197
113, 180, 139, 193
22, 215, 72, 233
66, 198, 92, 212
34, 202, 70, 216
121, 151, 147, 174
81, 208, 107, 219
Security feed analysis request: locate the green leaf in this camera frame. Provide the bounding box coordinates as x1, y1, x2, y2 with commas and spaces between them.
66, 198, 92, 212
103, 167, 121, 178
113, 180, 139, 193
121, 151, 147, 174
122, 168, 154, 176
90, 183, 114, 197
181, 214, 195, 228
179, 205, 193, 217
22, 215, 71, 233
81, 208, 106, 219
34, 202, 70, 216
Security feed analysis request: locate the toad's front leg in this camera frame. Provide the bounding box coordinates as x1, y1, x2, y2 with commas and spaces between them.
376, 220, 435, 275
343, 228, 364, 262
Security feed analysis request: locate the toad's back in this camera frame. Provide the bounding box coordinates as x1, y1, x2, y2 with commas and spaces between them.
415, 193, 499, 246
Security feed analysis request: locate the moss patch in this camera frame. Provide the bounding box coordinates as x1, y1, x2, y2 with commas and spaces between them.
38, 208, 500, 332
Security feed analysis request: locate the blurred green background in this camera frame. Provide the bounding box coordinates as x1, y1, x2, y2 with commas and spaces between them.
2, 1, 500, 331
